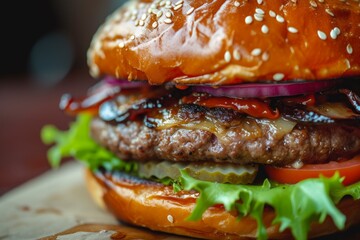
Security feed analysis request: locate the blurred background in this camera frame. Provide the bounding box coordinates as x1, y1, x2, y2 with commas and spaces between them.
0, 0, 126, 195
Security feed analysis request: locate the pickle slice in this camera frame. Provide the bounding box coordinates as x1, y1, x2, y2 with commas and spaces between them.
138, 161, 258, 184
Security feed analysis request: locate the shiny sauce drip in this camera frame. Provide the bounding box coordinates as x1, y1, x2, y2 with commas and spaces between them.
181, 93, 280, 119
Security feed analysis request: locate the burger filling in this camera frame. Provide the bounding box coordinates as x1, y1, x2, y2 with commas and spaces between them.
42, 78, 360, 240
91, 93, 360, 166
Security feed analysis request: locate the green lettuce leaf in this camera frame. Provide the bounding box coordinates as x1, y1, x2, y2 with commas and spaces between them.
180, 170, 360, 240
41, 115, 360, 240
41, 114, 137, 172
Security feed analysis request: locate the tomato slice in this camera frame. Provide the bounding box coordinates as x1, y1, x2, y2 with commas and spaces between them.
264, 155, 360, 186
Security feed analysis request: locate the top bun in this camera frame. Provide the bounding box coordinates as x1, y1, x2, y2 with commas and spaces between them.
87, 0, 360, 85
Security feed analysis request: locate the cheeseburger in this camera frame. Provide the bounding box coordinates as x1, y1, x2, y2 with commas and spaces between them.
42, 0, 360, 239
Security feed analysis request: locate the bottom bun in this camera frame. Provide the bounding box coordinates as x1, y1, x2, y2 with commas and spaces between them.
85, 168, 360, 240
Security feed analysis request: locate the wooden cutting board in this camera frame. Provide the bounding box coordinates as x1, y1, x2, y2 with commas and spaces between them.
0, 162, 187, 240
0, 161, 358, 240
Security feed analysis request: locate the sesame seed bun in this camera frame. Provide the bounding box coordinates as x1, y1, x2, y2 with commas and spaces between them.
87, 0, 360, 85
85, 168, 360, 240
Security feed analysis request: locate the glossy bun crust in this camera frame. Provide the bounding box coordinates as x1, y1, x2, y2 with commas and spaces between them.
85, 169, 360, 240
88, 0, 360, 85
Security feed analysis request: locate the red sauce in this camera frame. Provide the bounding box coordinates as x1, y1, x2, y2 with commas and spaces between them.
182, 94, 280, 119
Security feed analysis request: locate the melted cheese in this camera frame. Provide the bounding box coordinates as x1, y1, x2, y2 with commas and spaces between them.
156, 116, 296, 142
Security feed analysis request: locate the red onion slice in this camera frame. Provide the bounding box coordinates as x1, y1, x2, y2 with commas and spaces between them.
192, 80, 341, 98
104, 76, 149, 89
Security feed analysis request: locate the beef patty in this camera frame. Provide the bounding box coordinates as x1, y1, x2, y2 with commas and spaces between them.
91, 106, 360, 166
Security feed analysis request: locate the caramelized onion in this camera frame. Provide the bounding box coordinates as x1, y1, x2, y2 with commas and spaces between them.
281, 89, 360, 123
99, 91, 185, 123
308, 102, 360, 120
192, 80, 341, 98
60, 87, 121, 115
340, 89, 360, 113
104, 76, 149, 89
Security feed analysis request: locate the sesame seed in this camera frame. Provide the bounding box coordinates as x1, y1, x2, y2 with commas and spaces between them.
224, 51, 231, 62
130, 35, 135, 40
345, 59, 351, 69
152, 21, 158, 29
317, 30, 327, 40
310, 0, 317, 8
261, 25, 269, 34
269, 10, 276, 17
165, 0, 171, 6
279, 4, 284, 11
141, 13, 147, 21
151, 9, 158, 15
325, 9, 334, 17
173, 4, 183, 11
318, 0, 324, 3
160, 0, 166, 7
262, 52, 269, 61
164, 18, 173, 24
165, 11, 172, 18
254, 13, 264, 21
330, 29, 338, 39
255, 8, 265, 15
276, 15, 285, 23
245, 16, 253, 24
147, 8, 153, 14
251, 48, 262, 56
139, 20, 145, 26
288, 27, 298, 33
175, 0, 183, 6
273, 73, 285, 81
234, 1, 240, 7
186, 7, 195, 15
135, 20, 140, 26
119, 42, 125, 48
156, 11, 163, 18
167, 214, 174, 223
233, 49, 241, 60
347, 44, 353, 54
257, 0, 263, 4
333, 27, 341, 35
